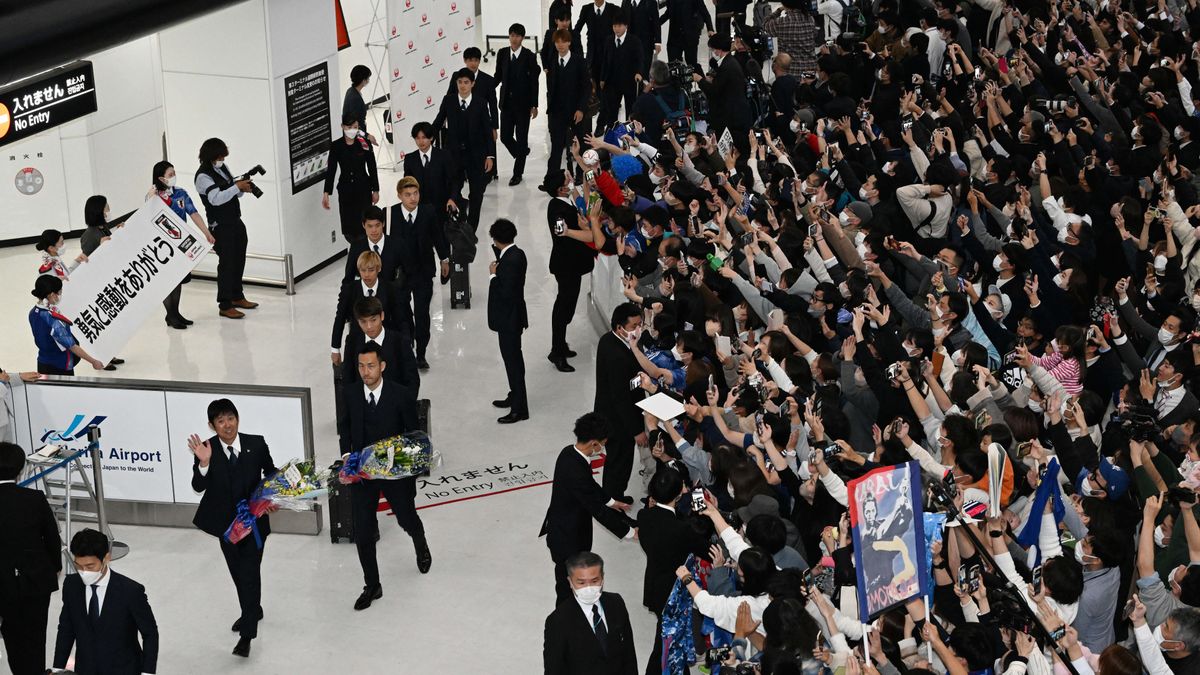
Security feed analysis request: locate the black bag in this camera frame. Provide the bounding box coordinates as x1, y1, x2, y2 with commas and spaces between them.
417, 398, 432, 435
327, 462, 356, 544
445, 211, 477, 264
450, 261, 471, 309
333, 363, 346, 429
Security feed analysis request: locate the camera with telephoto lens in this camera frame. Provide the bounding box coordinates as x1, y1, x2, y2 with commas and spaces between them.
1113, 404, 1158, 442
704, 647, 733, 668
239, 164, 266, 198
666, 60, 695, 87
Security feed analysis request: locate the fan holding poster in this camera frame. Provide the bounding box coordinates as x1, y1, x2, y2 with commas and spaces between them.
848, 462, 929, 621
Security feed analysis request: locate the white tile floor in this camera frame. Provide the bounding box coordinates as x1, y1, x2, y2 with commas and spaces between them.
0, 118, 661, 673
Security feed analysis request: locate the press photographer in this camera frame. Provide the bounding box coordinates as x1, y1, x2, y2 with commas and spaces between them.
195, 137, 261, 320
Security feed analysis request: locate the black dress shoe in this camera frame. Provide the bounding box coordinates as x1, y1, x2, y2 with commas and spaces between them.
231, 608, 264, 632
165, 316, 188, 330
508, 176, 522, 186
551, 358, 575, 373
354, 584, 383, 611
563, 348, 578, 358
415, 540, 432, 573
103, 363, 118, 371
177, 314, 194, 325
232, 638, 251, 658
492, 397, 511, 408
497, 411, 529, 424
109, 357, 125, 365
417, 356, 430, 370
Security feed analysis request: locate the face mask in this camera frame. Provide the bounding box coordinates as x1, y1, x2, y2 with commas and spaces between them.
1075, 543, 1097, 565
876, 69, 885, 81
213, 160, 225, 169
993, 255, 1004, 272
877, 25, 888, 34
932, 304, 945, 320
649, 172, 665, 185
671, 346, 684, 361
344, 128, 358, 139
1155, 255, 1168, 273
728, 482, 737, 500
640, 226, 652, 239
856, 242, 870, 259
1054, 272, 1069, 289
839, 211, 852, 227
573, 584, 602, 605
1152, 624, 1183, 652
987, 300, 1004, 319
78, 568, 104, 586
1155, 525, 1169, 548
1159, 327, 1177, 346
1192, 294, 1200, 312
103, 209, 111, 222
1132, 125, 1142, 142
684, 143, 697, 154
807, 306, 824, 317
1017, 129, 1030, 143
1028, 399, 1044, 413
1057, 226, 1074, 244
789, 119, 802, 133
859, 186, 870, 200
903, 341, 921, 357
1176, 126, 1186, 141
165, 176, 177, 188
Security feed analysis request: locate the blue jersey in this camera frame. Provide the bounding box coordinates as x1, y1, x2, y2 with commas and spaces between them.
29, 304, 77, 371
154, 187, 198, 222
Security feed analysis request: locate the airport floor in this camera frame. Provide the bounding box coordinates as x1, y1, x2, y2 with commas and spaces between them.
0, 121, 660, 673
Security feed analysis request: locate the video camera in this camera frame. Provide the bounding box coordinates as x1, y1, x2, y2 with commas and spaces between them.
1112, 404, 1159, 442
239, 164, 266, 198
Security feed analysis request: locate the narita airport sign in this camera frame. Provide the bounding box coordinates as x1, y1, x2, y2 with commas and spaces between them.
0, 61, 98, 148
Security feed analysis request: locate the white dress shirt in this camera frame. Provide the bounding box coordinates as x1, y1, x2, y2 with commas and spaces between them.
399, 205, 419, 225
575, 596, 608, 633
459, 95, 473, 109
331, 281, 384, 355
557, 52, 572, 67
197, 434, 241, 476
366, 236, 385, 255
365, 326, 386, 346
363, 379, 384, 403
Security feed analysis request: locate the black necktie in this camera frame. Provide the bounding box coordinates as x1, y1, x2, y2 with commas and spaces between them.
89, 584, 100, 623
368, 392, 377, 408
372, 243, 380, 254
511, 51, 517, 61
592, 604, 608, 653
422, 153, 428, 167
616, 37, 622, 48
227, 445, 238, 468
560, 57, 566, 68
460, 100, 467, 111
408, 214, 414, 227
367, 288, 375, 297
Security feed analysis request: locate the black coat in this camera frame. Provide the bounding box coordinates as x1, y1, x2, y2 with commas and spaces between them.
338, 380, 418, 455
331, 277, 412, 350
495, 46, 541, 113
0, 482, 61, 598
661, 0, 713, 44
547, 53, 592, 119
488, 245, 529, 333
622, 0, 662, 52
402, 147, 455, 213
575, 2, 620, 58
445, 69, 499, 130
636, 504, 709, 613
386, 204, 451, 281
540, 446, 635, 562
53, 571, 158, 675
699, 55, 752, 132
342, 328, 420, 393
191, 433, 276, 539
431, 93, 497, 169
600, 33, 646, 90
343, 234, 402, 285
543, 591, 638, 675
548, 196, 596, 276
323, 136, 379, 194
593, 332, 645, 439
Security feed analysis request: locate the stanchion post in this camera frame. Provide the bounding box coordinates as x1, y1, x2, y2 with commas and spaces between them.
86, 425, 130, 560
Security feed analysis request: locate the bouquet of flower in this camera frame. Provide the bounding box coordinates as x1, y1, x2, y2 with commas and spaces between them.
224, 460, 328, 546
339, 431, 438, 483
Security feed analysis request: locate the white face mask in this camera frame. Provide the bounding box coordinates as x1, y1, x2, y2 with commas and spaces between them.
903, 341, 921, 357
859, 186, 870, 200
165, 175, 177, 188
993, 255, 1004, 272
1054, 271, 1069, 289
649, 172, 665, 186
671, 346, 684, 362
789, 119, 802, 133
1154, 524, 1169, 548
1075, 543, 1097, 565
986, 299, 1004, 319
213, 160, 225, 169
1152, 624, 1183, 652
1155, 255, 1168, 273
1159, 327, 1177, 346
573, 584, 603, 605
1192, 294, 1200, 312
877, 25, 888, 34
839, 211, 852, 227
103, 209, 111, 222
78, 568, 105, 586
684, 143, 697, 154
344, 128, 358, 139
623, 326, 642, 342
1028, 399, 1044, 413
1175, 126, 1186, 141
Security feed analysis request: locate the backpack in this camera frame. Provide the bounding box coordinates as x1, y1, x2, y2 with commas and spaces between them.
838, 0, 868, 37
654, 89, 692, 139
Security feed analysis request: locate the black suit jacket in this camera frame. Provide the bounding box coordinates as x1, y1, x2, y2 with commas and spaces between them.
636, 505, 709, 613
338, 380, 418, 455
662, 0, 713, 43
593, 332, 645, 439
331, 277, 412, 350
446, 70, 499, 130
495, 46, 541, 112
541, 29, 584, 71
488, 245, 529, 333
548, 197, 596, 276
191, 433, 276, 539
343, 234, 402, 285
600, 33, 646, 90
543, 591, 638, 675
0, 483, 61, 598
342, 329, 420, 393
402, 147, 455, 213
386, 204, 451, 281
54, 571, 158, 675
699, 55, 752, 132
540, 446, 635, 562
547, 53, 592, 120
431, 93, 497, 168
623, 0, 662, 51
575, 2, 620, 59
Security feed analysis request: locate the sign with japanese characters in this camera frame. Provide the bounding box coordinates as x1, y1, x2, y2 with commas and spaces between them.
57, 200, 211, 364
411, 453, 603, 510
0, 61, 97, 148
283, 62, 332, 194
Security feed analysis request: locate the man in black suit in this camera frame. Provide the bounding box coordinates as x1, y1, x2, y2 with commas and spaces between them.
662, 0, 714, 67
546, 30, 592, 179
0, 442, 62, 675
594, 302, 647, 501
403, 122, 457, 217
342, 296, 420, 393
52, 529, 158, 675
693, 34, 752, 156
338, 342, 430, 611
388, 176, 451, 371
542, 11, 583, 72
543, 551, 638, 675
637, 468, 708, 675
494, 23, 541, 186
333, 235, 412, 354
432, 69, 497, 234
543, 171, 595, 373
447, 47, 500, 182
487, 219, 530, 424
342, 206, 400, 284
597, 12, 646, 133
187, 398, 277, 658
576, 0, 621, 92
541, 414, 637, 605
622, 0, 661, 71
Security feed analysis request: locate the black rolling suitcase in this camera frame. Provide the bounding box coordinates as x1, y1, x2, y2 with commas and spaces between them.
450, 262, 471, 309
333, 363, 346, 428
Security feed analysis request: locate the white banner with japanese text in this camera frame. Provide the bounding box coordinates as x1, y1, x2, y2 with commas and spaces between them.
57, 200, 211, 364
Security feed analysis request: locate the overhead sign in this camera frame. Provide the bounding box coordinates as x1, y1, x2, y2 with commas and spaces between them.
56, 199, 211, 364
0, 61, 97, 148
283, 62, 332, 194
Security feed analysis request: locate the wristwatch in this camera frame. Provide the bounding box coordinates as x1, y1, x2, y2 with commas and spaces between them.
681, 574, 695, 586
